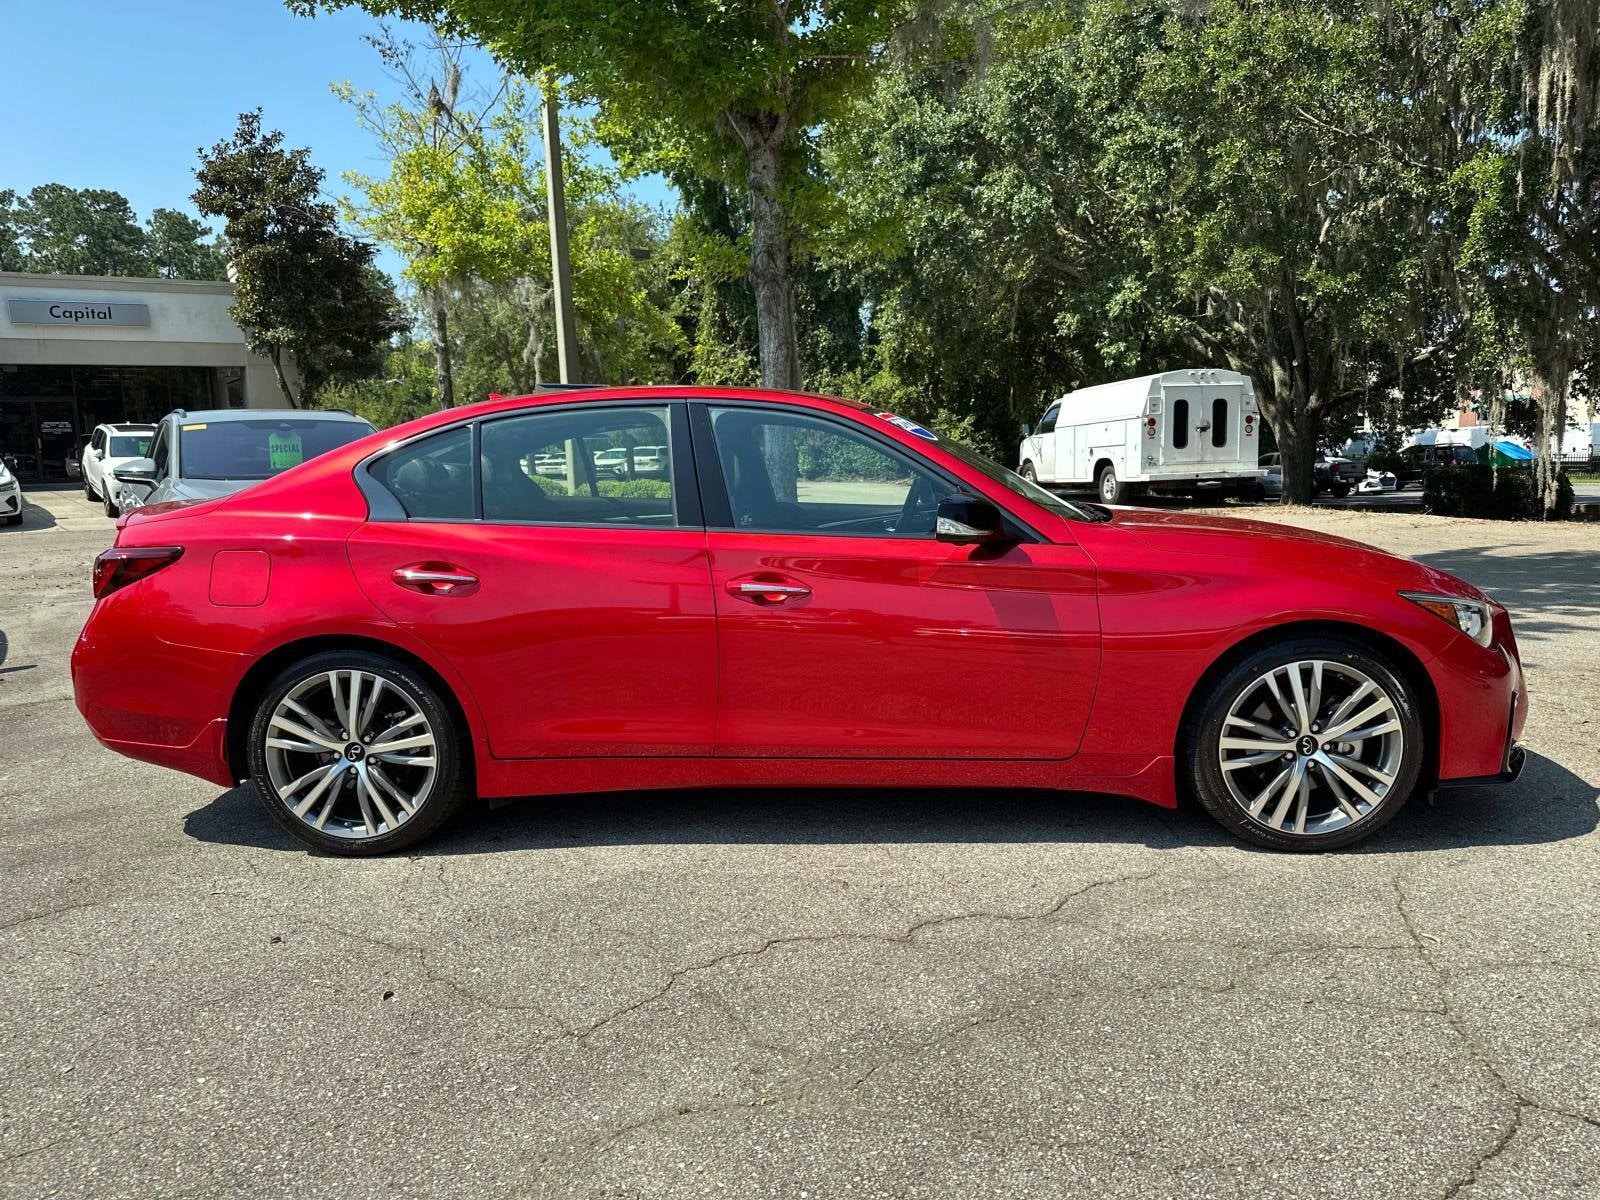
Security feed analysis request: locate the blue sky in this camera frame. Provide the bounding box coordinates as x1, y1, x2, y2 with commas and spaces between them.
2, 0, 674, 282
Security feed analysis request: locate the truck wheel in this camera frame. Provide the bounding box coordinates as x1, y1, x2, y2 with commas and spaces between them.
1019, 461, 1038, 483
1331, 483, 1352, 499
1096, 463, 1130, 505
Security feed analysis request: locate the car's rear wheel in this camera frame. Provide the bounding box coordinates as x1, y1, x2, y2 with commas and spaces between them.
246, 650, 469, 854
1186, 636, 1423, 851
1097, 462, 1130, 505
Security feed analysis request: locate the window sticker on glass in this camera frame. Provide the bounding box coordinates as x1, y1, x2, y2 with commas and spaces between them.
268, 430, 304, 470
182, 423, 208, 432
874, 412, 938, 440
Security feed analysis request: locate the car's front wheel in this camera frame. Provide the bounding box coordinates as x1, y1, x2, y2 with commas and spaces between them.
103, 490, 119, 518
1186, 636, 1423, 851
1019, 461, 1037, 483
246, 650, 470, 854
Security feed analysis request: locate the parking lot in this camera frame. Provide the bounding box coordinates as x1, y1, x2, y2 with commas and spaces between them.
2, 486, 1597, 1199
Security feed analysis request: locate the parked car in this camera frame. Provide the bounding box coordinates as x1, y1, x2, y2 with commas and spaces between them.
80, 423, 156, 517
1250, 451, 1363, 499
1019, 368, 1264, 504
1358, 469, 1399, 494
1253, 456, 1283, 500
75, 386, 1527, 857
1397, 443, 1478, 489
0, 454, 22, 526
112, 409, 375, 514
1316, 451, 1366, 498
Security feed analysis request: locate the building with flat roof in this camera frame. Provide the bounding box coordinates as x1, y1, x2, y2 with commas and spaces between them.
1, 271, 294, 483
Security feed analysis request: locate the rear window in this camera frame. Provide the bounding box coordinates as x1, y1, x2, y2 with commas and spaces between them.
178, 418, 373, 480
109, 435, 151, 457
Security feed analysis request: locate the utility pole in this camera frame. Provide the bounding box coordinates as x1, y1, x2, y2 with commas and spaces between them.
542, 84, 579, 384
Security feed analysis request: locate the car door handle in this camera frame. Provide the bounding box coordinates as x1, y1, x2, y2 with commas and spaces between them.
726, 579, 811, 604
392, 564, 479, 596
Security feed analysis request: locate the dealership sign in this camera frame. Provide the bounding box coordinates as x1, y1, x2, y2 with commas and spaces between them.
6, 298, 151, 327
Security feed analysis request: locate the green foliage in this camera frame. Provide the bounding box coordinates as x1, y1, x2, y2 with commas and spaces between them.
597, 478, 672, 500
1424, 464, 1575, 520
194, 110, 407, 407
0, 186, 226, 279
334, 40, 685, 403
144, 208, 228, 280
319, 340, 439, 428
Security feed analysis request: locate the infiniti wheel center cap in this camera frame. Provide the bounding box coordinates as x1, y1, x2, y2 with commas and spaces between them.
345, 743, 365, 762
1297, 735, 1318, 757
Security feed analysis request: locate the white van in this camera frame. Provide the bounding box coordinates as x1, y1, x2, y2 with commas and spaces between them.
1018, 368, 1263, 504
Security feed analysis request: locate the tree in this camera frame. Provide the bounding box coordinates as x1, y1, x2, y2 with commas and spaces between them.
144, 208, 228, 280
827, 1, 1470, 500
0, 191, 24, 272
193, 110, 407, 407
293, 0, 919, 394
336, 31, 683, 404
12, 184, 149, 275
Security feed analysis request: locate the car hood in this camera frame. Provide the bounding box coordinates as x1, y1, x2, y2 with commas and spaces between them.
1102, 506, 1485, 597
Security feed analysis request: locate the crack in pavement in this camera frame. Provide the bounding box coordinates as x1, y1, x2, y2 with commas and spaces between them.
1393, 873, 1600, 1199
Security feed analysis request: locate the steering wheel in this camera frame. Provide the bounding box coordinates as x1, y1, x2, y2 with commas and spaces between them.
897, 474, 941, 535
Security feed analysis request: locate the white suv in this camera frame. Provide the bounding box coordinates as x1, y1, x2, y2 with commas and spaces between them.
81, 423, 156, 517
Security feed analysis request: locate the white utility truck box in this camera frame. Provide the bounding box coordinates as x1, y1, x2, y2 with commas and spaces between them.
1018, 368, 1262, 503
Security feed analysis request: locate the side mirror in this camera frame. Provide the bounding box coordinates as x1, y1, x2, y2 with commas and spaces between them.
95, 447, 106, 460
2, 454, 16, 472
936, 494, 1010, 545
1022, 422, 1033, 438
113, 458, 158, 486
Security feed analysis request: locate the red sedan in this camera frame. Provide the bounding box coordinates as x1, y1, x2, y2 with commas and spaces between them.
72, 387, 1527, 855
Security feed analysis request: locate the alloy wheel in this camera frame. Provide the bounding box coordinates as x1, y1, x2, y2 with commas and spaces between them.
1216, 659, 1405, 837
263, 669, 439, 841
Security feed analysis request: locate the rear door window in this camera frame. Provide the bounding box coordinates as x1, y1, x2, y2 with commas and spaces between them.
369, 426, 475, 519
479, 405, 679, 527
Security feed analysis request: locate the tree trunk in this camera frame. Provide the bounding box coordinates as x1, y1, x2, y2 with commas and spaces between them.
269, 348, 300, 409
740, 123, 801, 500
1274, 407, 1319, 505
431, 288, 455, 408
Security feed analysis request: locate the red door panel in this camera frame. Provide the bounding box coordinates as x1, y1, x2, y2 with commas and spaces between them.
347, 522, 716, 758
708, 532, 1100, 758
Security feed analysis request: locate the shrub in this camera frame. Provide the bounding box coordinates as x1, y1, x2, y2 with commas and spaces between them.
1424, 464, 1575, 520
597, 478, 673, 499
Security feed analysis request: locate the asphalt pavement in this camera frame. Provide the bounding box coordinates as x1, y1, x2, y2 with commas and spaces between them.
2, 485, 1597, 1199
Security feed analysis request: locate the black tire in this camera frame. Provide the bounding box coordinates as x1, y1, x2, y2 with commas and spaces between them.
84, 478, 97, 501
246, 650, 470, 855
3, 511, 21, 527
1330, 482, 1352, 499
103, 490, 119, 518
1096, 462, 1130, 505
1019, 461, 1038, 483
1185, 635, 1424, 852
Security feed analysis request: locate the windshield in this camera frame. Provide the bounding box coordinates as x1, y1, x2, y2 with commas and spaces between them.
109, 435, 151, 457
179, 418, 373, 481
933, 437, 1110, 523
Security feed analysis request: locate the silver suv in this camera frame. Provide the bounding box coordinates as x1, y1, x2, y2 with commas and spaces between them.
114, 408, 376, 513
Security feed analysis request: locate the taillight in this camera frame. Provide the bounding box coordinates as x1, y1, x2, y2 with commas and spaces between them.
93, 546, 183, 598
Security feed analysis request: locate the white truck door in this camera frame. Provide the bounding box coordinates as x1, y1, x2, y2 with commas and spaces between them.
1163, 384, 1208, 465
1032, 401, 1060, 480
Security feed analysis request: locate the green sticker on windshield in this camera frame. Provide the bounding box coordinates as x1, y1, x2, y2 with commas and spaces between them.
268, 431, 304, 470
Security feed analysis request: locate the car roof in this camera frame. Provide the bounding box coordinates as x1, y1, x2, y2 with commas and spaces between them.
162, 408, 374, 425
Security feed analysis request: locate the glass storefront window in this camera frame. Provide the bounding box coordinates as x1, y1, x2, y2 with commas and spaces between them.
0, 364, 76, 397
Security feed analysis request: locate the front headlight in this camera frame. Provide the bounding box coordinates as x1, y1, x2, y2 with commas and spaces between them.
1401, 591, 1495, 647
